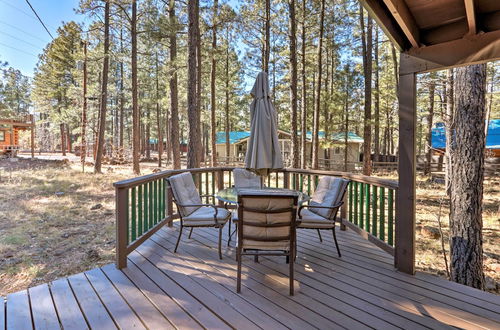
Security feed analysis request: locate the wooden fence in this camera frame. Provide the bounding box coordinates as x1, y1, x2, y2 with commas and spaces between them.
114, 167, 398, 269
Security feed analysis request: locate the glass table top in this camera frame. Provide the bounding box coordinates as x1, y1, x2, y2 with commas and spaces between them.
215, 187, 310, 204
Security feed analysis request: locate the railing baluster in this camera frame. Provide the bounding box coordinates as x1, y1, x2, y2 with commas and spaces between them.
349, 182, 353, 223
299, 174, 303, 192
211, 171, 215, 203
372, 185, 377, 237
149, 181, 153, 229
388, 189, 394, 246
154, 180, 158, 225
131, 187, 136, 242
138, 185, 143, 235
307, 175, 311, 196
228, 170, 232, 187
275, 171, 279, 187
380, 187, 385, 241
365, 184, 370, 232
359, 183, 364, 228
353, 182, 358, 226
144, 182, 148, 232
205, 172, 209, 203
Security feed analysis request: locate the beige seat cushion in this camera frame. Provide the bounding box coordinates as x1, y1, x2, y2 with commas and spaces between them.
241, 240, 289, 251
309, 177, 349, 218
298, 209, 335, 229
183, 207, 230, 226
169, 172, 202, 217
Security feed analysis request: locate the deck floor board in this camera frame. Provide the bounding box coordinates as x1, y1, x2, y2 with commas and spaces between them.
2, 222, 499, 330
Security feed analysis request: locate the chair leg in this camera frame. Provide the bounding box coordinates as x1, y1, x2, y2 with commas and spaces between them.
254, 255, 259, 263
174, 226, 183, 253
332, 227, 341, 257
218, 227, 223, 260
316, 229, 323, 242
188, 227, 194, 239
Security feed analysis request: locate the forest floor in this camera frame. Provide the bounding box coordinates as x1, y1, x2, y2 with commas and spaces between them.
0, 156, 498, 296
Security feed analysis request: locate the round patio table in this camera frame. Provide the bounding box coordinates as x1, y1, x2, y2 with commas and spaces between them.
215, 187, 310, 205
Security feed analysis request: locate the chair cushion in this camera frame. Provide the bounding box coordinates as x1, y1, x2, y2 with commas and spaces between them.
298, 209, 335, 229
183, 207, 231, 226
242, 240, 290, 251
309, 177, 349, 218
169, 172, 202, 217
233, 168, 261, 188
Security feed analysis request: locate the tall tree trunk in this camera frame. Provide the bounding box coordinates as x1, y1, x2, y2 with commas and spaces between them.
60, 123, 66, 156
485, 68, 495, 137
119, 27, 124, 149
374, 27, 380, 163
210, 0, 218, 167
300, 0, 307, 169
187, 0, 201, 168
225, 27, 230, 163
94, 0, 110, 174
81, 41, 87, 170
196, 0, 203, 164
449, 64, 487, 290
66, 124, 72, 153
156, 53, 163, 167
425, 76, 436, 175
169, 0, 180, 169
263, 0, 270, 72
146, 108, 151, 159
288, 0, 298, 169
131, 0, 140, 174
360, 5, 372, 175
311, 0, 325, 169
344, 70, 350, 172
445, 69, 454, 195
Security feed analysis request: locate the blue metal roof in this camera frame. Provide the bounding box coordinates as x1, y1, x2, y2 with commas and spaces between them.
216, 131, 251, 144
432, 119, 500, 149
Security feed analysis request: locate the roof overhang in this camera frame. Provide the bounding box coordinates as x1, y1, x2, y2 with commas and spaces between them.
360, 0, 500, 73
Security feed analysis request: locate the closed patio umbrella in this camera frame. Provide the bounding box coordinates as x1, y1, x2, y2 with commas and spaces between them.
244, 71, 283, 176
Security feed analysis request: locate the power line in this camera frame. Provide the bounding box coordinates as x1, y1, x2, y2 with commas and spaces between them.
0, 19, 49, 43
0, 30, 43, 50
23, 0, 54, 40
0, 41, 38, 57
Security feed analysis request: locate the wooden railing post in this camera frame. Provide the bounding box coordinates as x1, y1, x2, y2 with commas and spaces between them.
283, 171, 290, 189
166, 179, 173, 227
340, 191, 347, 231
116, 187, 128, 269
217, 169, 225, 206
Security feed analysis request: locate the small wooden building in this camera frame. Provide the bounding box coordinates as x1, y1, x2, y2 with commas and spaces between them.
0, 115, 35, 157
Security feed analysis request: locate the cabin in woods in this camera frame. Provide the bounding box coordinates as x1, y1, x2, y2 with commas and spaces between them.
0, 115, 35, 157
215, 130, 364, 166
432, 120, 500, 157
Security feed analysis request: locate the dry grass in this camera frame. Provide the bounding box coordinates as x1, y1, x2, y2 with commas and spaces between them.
0, 159, 498, 296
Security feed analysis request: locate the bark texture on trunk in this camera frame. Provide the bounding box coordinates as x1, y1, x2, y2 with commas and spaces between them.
445, 69, 454, 195
210, 0, 218, 167
187, 0, 201, 169
169, 0, 181, 169
300, 0, 307, 168
425, 76, 435, 175
288, 0, 299, 169
449, 64, 487, 290
95, 0, 110, 174
132, 0, 140, 174
311, 0, 325, 169
360, 5, 372, 175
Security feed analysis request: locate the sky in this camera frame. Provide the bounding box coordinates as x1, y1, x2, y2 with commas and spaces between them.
0, 0, 84, 77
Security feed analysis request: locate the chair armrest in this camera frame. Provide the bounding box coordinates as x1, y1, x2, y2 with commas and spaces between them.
298, 201, 344, 218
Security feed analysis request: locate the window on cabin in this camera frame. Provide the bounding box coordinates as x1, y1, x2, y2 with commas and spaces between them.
0, 131, 4, 142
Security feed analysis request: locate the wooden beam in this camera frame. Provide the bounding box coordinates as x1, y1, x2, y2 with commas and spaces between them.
358, 0, 409, 51
382, 0, 420, 48
401, 29, 500, 74
464, 0, 476, 35
395, 55, 416, 275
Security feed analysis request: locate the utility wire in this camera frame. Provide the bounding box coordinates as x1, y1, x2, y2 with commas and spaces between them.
0, 41, 38, 57
23, 0, 54, 40
0, 19, 48, 43
0, 30, 43, 49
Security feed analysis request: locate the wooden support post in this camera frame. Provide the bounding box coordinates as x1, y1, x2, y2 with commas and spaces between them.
217, 169, 225, 206
116, 187, 128, 269
396, 54, 416, 274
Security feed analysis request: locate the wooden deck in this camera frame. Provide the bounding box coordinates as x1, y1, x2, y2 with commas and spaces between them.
2, 223, 500, 330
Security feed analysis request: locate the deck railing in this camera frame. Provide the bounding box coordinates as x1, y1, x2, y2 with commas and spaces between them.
114, 167, 398, 268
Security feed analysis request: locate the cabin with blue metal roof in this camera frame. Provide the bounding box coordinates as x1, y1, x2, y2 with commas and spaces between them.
432, 120, 500, 157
